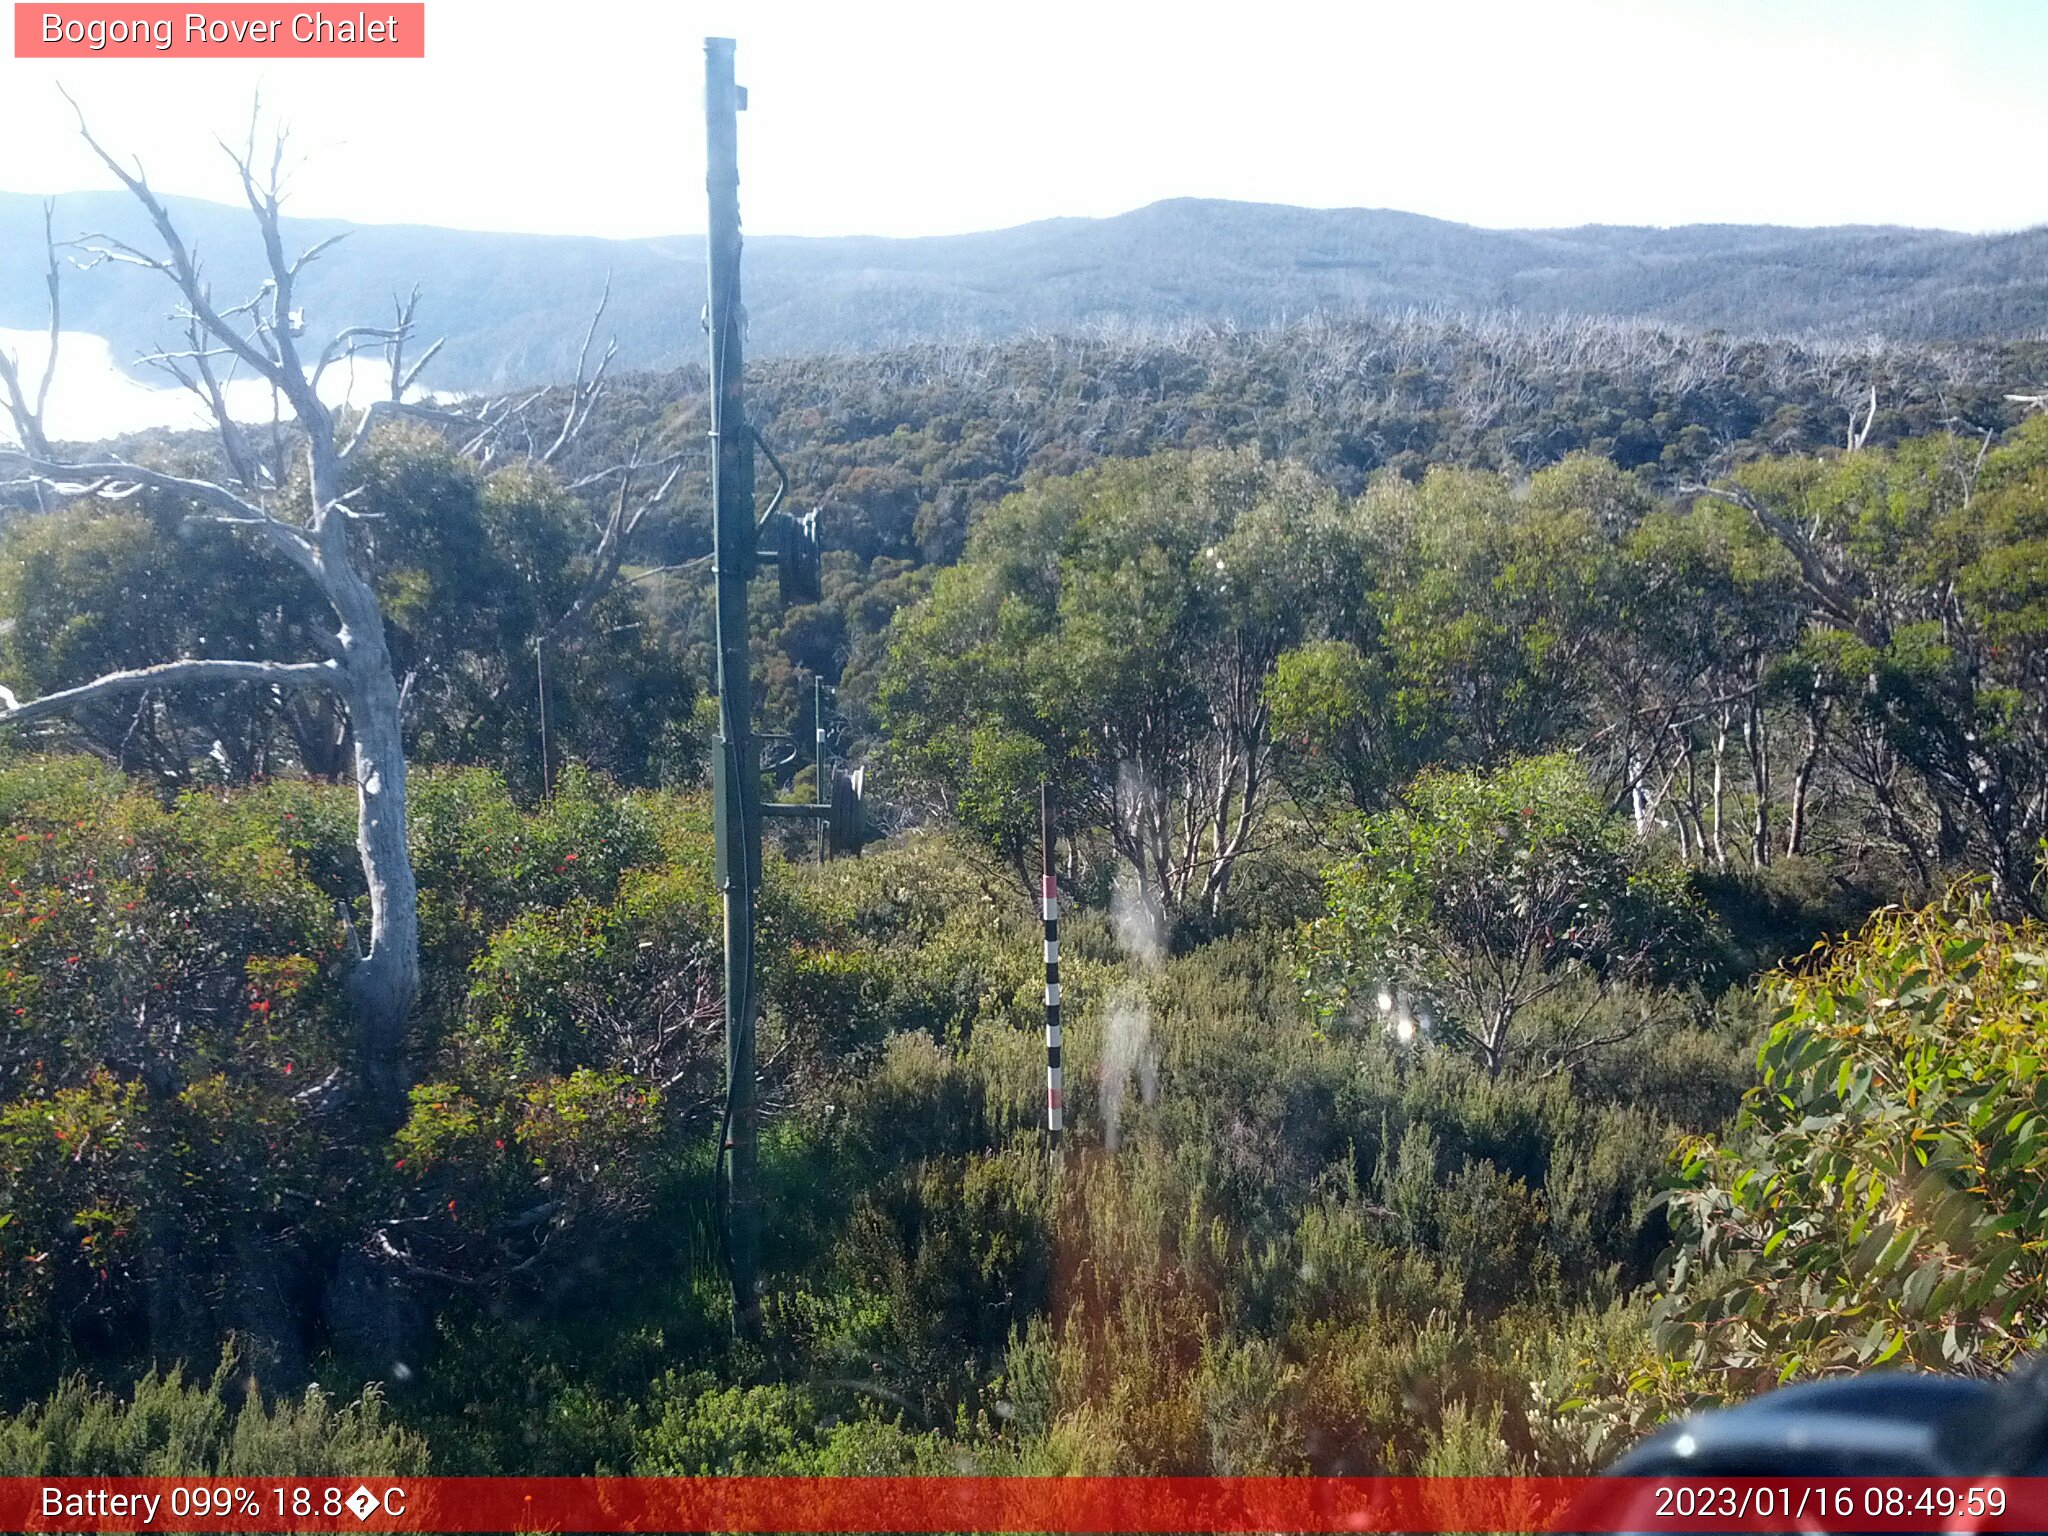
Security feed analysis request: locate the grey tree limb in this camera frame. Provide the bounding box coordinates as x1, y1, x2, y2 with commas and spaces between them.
0, 657, 339, 726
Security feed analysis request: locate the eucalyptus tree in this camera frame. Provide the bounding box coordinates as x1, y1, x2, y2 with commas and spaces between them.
0, 109, 677, 1114
1300, 754, 1706, 1076
880, 449, 1365, 937
1691, 426, 2048, 912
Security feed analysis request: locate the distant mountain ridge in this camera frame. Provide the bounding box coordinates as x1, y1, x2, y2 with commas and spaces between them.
3, 191, 2045, 393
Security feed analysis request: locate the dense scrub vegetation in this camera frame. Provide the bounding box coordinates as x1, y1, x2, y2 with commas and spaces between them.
570, 315, 2048, 761
0, 754, 1761, 1472
0, 311, 2045, 1473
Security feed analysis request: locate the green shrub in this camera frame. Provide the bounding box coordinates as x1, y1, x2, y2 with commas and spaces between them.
1656, 893, 2048, 1398
0, 759, 349, 1375
0, 1349, 425, 1475
1300, 753, 1708, 1074
633, 1371, 946, 1474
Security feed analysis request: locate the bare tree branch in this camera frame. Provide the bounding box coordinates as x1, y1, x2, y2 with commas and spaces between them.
217, 112, 327, 440
7, 95, 676, 1117
396, 337, 444, 399
381, 288, 445, 401
288, 230, 349, 279
339, 396, 497, 464
1682, 480, 1867, 634
31, 202, 60, 429
0, 201, 61, 462
542, 275, 616, 465
13, 97, 427, 1109
314, 323, 408, 383
0, 657, 339, 728
0, 446, 322, 578
1848, 383, 1878, 453
144, 318, 270, 491
60, 87, 290, 394
544, 449, 685, 645
626, 554, 713, 584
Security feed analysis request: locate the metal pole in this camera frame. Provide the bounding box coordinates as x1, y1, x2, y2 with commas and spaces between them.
814, 674, 827, 864
1042, 783, 1063, 1158
705, 34, 761, 1336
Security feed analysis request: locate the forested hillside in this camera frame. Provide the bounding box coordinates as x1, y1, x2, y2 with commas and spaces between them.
6, 189, 2048, 389
4, 272, 2048, 1479
545, 314, 2048, 763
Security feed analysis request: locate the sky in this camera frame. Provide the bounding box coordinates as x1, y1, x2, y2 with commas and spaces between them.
3, 0, 2046, 240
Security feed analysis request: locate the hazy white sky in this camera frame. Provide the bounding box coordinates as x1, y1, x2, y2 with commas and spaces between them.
4, 0, 2046, 239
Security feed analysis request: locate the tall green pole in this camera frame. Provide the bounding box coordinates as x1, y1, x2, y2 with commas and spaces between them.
814, 674, 827, 864
705, 34, 761, 1336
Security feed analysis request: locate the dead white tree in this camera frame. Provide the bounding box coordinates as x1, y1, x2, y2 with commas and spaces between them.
0, 105, 673, 1116
0, 201, 60, 466
0, 109, 444, 1111
1847, 383, 1879, 452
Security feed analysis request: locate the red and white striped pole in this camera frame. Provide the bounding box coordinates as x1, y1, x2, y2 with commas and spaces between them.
1041, 782, 1062, 1157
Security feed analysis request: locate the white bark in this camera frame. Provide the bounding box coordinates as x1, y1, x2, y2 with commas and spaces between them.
1, 106, 672, 1117
0, 106, 431, 1115
0, 658, 337, 726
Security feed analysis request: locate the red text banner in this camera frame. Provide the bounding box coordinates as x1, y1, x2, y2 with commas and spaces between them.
2, 1476, 2047, 1532
14, 4, 424, 57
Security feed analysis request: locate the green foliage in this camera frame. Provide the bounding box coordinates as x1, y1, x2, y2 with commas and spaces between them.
634, 1370, 948, 1474
12, 397, 2048, 1481
1693, 854, 1887, 984
0, 743, 1789, 1477
1657, 893, 2048, 1396
1301, 754, 1708, 1072
879, 449, 1362, 921
0, 503, 314, 780
0, 757, 730, 1376
1718, 430, 2048, 906
1267, 639, 1396, 813
0, 1347, 426, 1475
348, 435, 698, 793
0, 433, 698, 791
745, 915, 1708, 1476
1370, 464, 1613, 765
0, 757, 349, 1372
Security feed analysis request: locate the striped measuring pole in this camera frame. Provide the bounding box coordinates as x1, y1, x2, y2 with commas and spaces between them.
1041, 785, 1062, 1157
